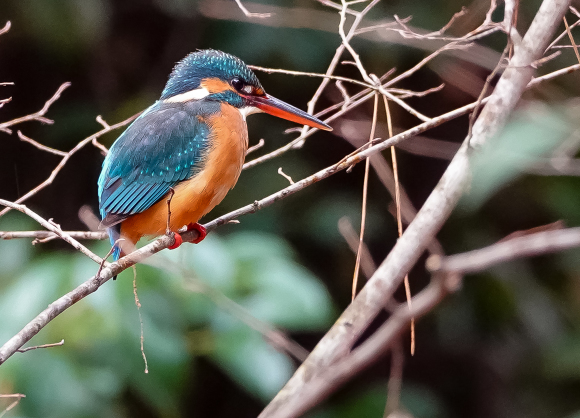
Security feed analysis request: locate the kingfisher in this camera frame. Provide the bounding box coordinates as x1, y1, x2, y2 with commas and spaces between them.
98, 49, 331, 263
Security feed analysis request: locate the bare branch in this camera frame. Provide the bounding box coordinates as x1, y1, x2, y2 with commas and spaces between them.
259, 1, 572, 415
249, 65, 373, 89
233, 0, 272, 18
277, 167, 295, 185
246, 138, 265, 155
17, 339, 64, 353
563, 15, 580, 63
0, 230, 107, 240
338, 217, 376, 279
0, 82, 70, 134
0, 199, 103, 265
427, 227, 580, 274
17, 130, 67, 156
545, 8, 580, 52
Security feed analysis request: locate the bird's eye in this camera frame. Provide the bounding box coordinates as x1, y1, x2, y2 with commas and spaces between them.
232, 77, 254, 95
231, 78, 246, 92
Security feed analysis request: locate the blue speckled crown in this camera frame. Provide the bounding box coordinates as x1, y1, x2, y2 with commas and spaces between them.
160, 49, 263, 100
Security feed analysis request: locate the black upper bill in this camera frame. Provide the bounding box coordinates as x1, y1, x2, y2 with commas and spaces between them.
249, 94, 332, 131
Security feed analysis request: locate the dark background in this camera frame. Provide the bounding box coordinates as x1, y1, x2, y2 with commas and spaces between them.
1, 0, 580, 417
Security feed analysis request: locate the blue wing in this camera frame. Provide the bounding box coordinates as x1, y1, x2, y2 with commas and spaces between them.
98, 101, 212, 233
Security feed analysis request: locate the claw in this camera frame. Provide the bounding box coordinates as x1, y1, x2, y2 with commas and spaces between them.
186, 222, 207, 244
168, 232, 183, 249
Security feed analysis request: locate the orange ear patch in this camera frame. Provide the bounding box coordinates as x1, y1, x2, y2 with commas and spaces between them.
201, 78, 234, 94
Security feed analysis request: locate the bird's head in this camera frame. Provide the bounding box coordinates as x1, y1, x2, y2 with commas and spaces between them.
160, 50, 331, 131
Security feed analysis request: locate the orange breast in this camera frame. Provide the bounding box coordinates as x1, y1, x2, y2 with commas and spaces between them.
120, 103, 248, 245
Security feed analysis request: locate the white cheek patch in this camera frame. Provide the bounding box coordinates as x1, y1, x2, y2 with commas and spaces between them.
164, 87, 210, 103
238, 106, 262, 121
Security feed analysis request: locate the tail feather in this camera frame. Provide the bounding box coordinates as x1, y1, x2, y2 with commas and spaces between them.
107, 224, 122, 280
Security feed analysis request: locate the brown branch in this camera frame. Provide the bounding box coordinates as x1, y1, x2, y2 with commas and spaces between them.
384, 339, 404, 416
261, 271, 459, 418
545, 7, 580, 52
179, 271, 309, 362
0, 230, 107, 240
17, 339, 64, 353
338, 217, 377, 279
259, 0, 571, 415
132, 267, 149, 374
248, 65, 374, 90
563, 15, 580, 63
233, 0, 272, 18
0, 199, 103, 265
17, 130, 67, 156
0, 82, 70, 134
427, 227, 580, 274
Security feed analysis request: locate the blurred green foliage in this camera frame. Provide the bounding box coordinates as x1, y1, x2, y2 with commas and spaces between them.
2, 0, 580, 417
0, 213, 334, 417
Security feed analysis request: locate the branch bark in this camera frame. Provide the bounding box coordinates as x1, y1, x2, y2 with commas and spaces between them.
259, 1, 571, 416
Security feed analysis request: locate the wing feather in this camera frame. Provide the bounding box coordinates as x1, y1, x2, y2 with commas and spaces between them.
98, 101, 212, 227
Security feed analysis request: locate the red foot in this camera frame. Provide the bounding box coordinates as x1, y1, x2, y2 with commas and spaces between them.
168, 232, 183, 249
186, 222, 207, 244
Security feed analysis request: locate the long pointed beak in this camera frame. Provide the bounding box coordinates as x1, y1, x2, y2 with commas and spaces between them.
249, 94, 332, 131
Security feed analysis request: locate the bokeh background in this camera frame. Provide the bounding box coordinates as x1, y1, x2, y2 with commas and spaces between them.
1, 0, 580, 417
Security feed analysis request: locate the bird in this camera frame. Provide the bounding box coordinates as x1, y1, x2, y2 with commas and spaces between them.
98, 49, 331, 265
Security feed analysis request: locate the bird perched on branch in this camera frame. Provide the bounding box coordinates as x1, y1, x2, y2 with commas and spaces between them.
98, 49, 331, 262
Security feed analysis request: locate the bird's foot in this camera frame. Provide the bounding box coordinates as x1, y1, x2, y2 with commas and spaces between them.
166, 223, 207, 250
185, 222, 207, 244
167, 232, 183, 250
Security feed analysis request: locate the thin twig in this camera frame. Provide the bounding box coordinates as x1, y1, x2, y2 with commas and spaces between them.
246, 138, 265, 155
427, 226, 580, 274
545, 7, 580, 52
143, 256, 310, 362
260, 1, 572, 415
563, 15, 580, 63
233, 0, 272, 18
338, 217, 377, 279
166, 188, 175, 235
0, 199, 103, 265
0, 83, 70, 134
352, 93, 378, 301
277, 167, 295, 185
133, 266, 148, 374
384, 339, 404, 416
0, 230, 107, 240
17, 339, 64, 353
249, 65, 374, 90
17, 131, 67, 156
383, 95, 415, 356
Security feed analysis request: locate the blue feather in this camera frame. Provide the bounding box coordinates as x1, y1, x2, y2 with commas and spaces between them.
98, 100, 215, 229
